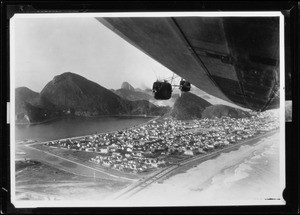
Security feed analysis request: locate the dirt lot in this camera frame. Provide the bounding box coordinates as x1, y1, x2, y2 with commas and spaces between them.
15, 160, 131, 201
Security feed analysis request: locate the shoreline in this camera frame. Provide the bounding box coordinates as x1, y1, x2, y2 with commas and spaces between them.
16, 114, 279, 184
15, 117, 60, 125
15, 114, 160, 126
161, 129, 278, 181
25, 115, 160, 145
113, 129, 279, 199
26, 128, 278, 187
126, 130, 281, 204
16, 116, 162, 180
15, 129, 280, 202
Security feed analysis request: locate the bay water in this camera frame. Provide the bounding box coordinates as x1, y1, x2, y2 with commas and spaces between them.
15, 116, 153, 142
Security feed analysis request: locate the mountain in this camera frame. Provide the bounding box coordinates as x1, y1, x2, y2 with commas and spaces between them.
16, 72, 169, 123
201, 104, 250, 119
38, 72, 128, 115
121, 81, 135, 91
134, 88, 144, 92
129, 100, 171, 116
170, 92, 249, 120
15, 87, 39, 114
170, 92, 212, 120
113, 82, 153, 101
114, 82, 180, 107
114, 89, 153, 101
22, 102, 56, 123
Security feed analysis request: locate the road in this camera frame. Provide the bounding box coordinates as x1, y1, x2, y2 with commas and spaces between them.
113, 129, 279, 200
16, 128, 278, 199
15, 116, 163, 182
17, 144, 139, 181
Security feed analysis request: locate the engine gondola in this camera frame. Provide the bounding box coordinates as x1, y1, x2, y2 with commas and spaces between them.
152, 81, 172, 100
179, 80, 191, 92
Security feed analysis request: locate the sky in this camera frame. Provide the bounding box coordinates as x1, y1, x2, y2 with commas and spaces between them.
13, 16, 175, 92
11, 15, 251, 110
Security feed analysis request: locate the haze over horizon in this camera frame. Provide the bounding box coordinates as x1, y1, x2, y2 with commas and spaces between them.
12, 15, 247, 110
13, 16, 175, 92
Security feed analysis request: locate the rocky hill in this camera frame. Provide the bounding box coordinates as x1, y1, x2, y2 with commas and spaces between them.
15, 72, 169, 123
170, 92, 212, 120
201, 104, 250, 119
38, 72, 128, 115
113, 82, 152, 101
114, 88, 153, 101
121, 81, 135, 91
129, 100, 171, 116
15, 87, 39, 114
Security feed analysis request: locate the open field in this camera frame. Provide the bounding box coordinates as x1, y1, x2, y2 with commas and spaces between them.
20, 144, 140, 181
15, 160, 130, 201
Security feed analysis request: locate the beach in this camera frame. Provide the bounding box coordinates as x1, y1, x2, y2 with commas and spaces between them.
123, 131, 283, 206
13, 113, 283, 206
13, 128, 284, 207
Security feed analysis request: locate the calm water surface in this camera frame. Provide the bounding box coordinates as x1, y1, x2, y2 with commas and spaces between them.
15, 116, 153, 142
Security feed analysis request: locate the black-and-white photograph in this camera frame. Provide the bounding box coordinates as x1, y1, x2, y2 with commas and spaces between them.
10, 12, 285, 207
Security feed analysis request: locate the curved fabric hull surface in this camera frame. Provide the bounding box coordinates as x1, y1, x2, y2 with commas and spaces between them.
97, 17, 280, 111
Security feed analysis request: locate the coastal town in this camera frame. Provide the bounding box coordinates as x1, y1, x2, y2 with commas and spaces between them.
43, 110, 280, 174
